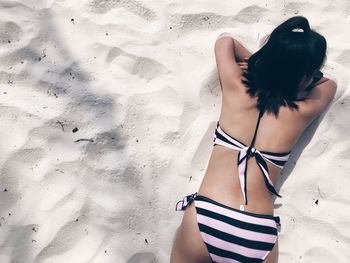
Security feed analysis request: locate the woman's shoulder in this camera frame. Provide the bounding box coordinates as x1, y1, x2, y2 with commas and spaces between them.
296, 77, 337, 120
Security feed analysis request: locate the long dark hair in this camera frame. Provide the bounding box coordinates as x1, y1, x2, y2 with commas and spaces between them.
242, 16, 327, 116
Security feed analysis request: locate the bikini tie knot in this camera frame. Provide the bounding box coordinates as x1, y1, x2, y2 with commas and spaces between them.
245, 146, 256, 158
175, 192, 198, 211
250, 147, 256, 156
238, 145, 281, 205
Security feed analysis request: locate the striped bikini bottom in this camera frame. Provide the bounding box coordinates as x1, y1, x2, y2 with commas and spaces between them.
175, 192, 280, 263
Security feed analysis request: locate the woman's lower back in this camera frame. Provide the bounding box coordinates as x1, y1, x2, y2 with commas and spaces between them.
196, 146, 280, 216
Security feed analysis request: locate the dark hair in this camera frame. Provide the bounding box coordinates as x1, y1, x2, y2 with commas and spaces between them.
242, 16, 327, 116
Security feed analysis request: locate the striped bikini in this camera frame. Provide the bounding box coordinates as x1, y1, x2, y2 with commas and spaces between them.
175, 109, 291, 262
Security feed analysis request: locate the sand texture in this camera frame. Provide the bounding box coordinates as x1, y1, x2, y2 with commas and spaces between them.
0, 0, 349, 262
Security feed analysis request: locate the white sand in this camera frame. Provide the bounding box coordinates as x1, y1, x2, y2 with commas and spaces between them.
0, 0, 349, 262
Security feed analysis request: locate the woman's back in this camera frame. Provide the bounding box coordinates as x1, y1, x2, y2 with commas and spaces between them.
197, 74, 336, 215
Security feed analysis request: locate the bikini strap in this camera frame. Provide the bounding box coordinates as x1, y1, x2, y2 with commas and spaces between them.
273, 216, 281, 226
249, 108, 265, 149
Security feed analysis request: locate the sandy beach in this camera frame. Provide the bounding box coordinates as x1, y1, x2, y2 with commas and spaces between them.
0, 0, 349, 262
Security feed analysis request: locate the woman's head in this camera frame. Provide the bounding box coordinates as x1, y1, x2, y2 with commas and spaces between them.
242, 16, 327, 116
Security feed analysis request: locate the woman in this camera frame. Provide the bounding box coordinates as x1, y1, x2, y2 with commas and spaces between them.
170, 16, 337, 263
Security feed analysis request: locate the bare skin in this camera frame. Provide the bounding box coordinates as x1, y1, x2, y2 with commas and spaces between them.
170, 35, 337, 263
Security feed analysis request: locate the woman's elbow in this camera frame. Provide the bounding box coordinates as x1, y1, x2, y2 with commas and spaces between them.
216, 32, 235, 41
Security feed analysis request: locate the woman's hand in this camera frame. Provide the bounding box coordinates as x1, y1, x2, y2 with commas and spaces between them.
238, 57, 249, 73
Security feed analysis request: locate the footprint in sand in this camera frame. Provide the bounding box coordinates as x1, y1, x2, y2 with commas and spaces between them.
234, 5, 269, 24
87, 0, 157, 21
169, 12, 224, 31
283, 2, 310, 16
35, 220, 96, 262
170, 5, 268, 32
126, 252, 159, 263
106, 46, 170, 86
0, 21, 23, 45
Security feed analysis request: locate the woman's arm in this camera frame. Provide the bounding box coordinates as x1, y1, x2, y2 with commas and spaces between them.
216, 33, 252, 62
233, 38, 253, 63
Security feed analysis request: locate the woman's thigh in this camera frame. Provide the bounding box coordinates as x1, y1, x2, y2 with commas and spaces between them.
264, 238, 279, 263
170, 201, 212, 263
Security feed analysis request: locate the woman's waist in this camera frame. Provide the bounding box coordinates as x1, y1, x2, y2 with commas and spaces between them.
198, 170, 276, 215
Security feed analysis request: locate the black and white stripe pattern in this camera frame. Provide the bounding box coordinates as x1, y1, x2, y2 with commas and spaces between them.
213, 121, 290, 205
194, 194, 280, 263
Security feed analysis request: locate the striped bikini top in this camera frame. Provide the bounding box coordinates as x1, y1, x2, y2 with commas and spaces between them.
213, 109, 291, 205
